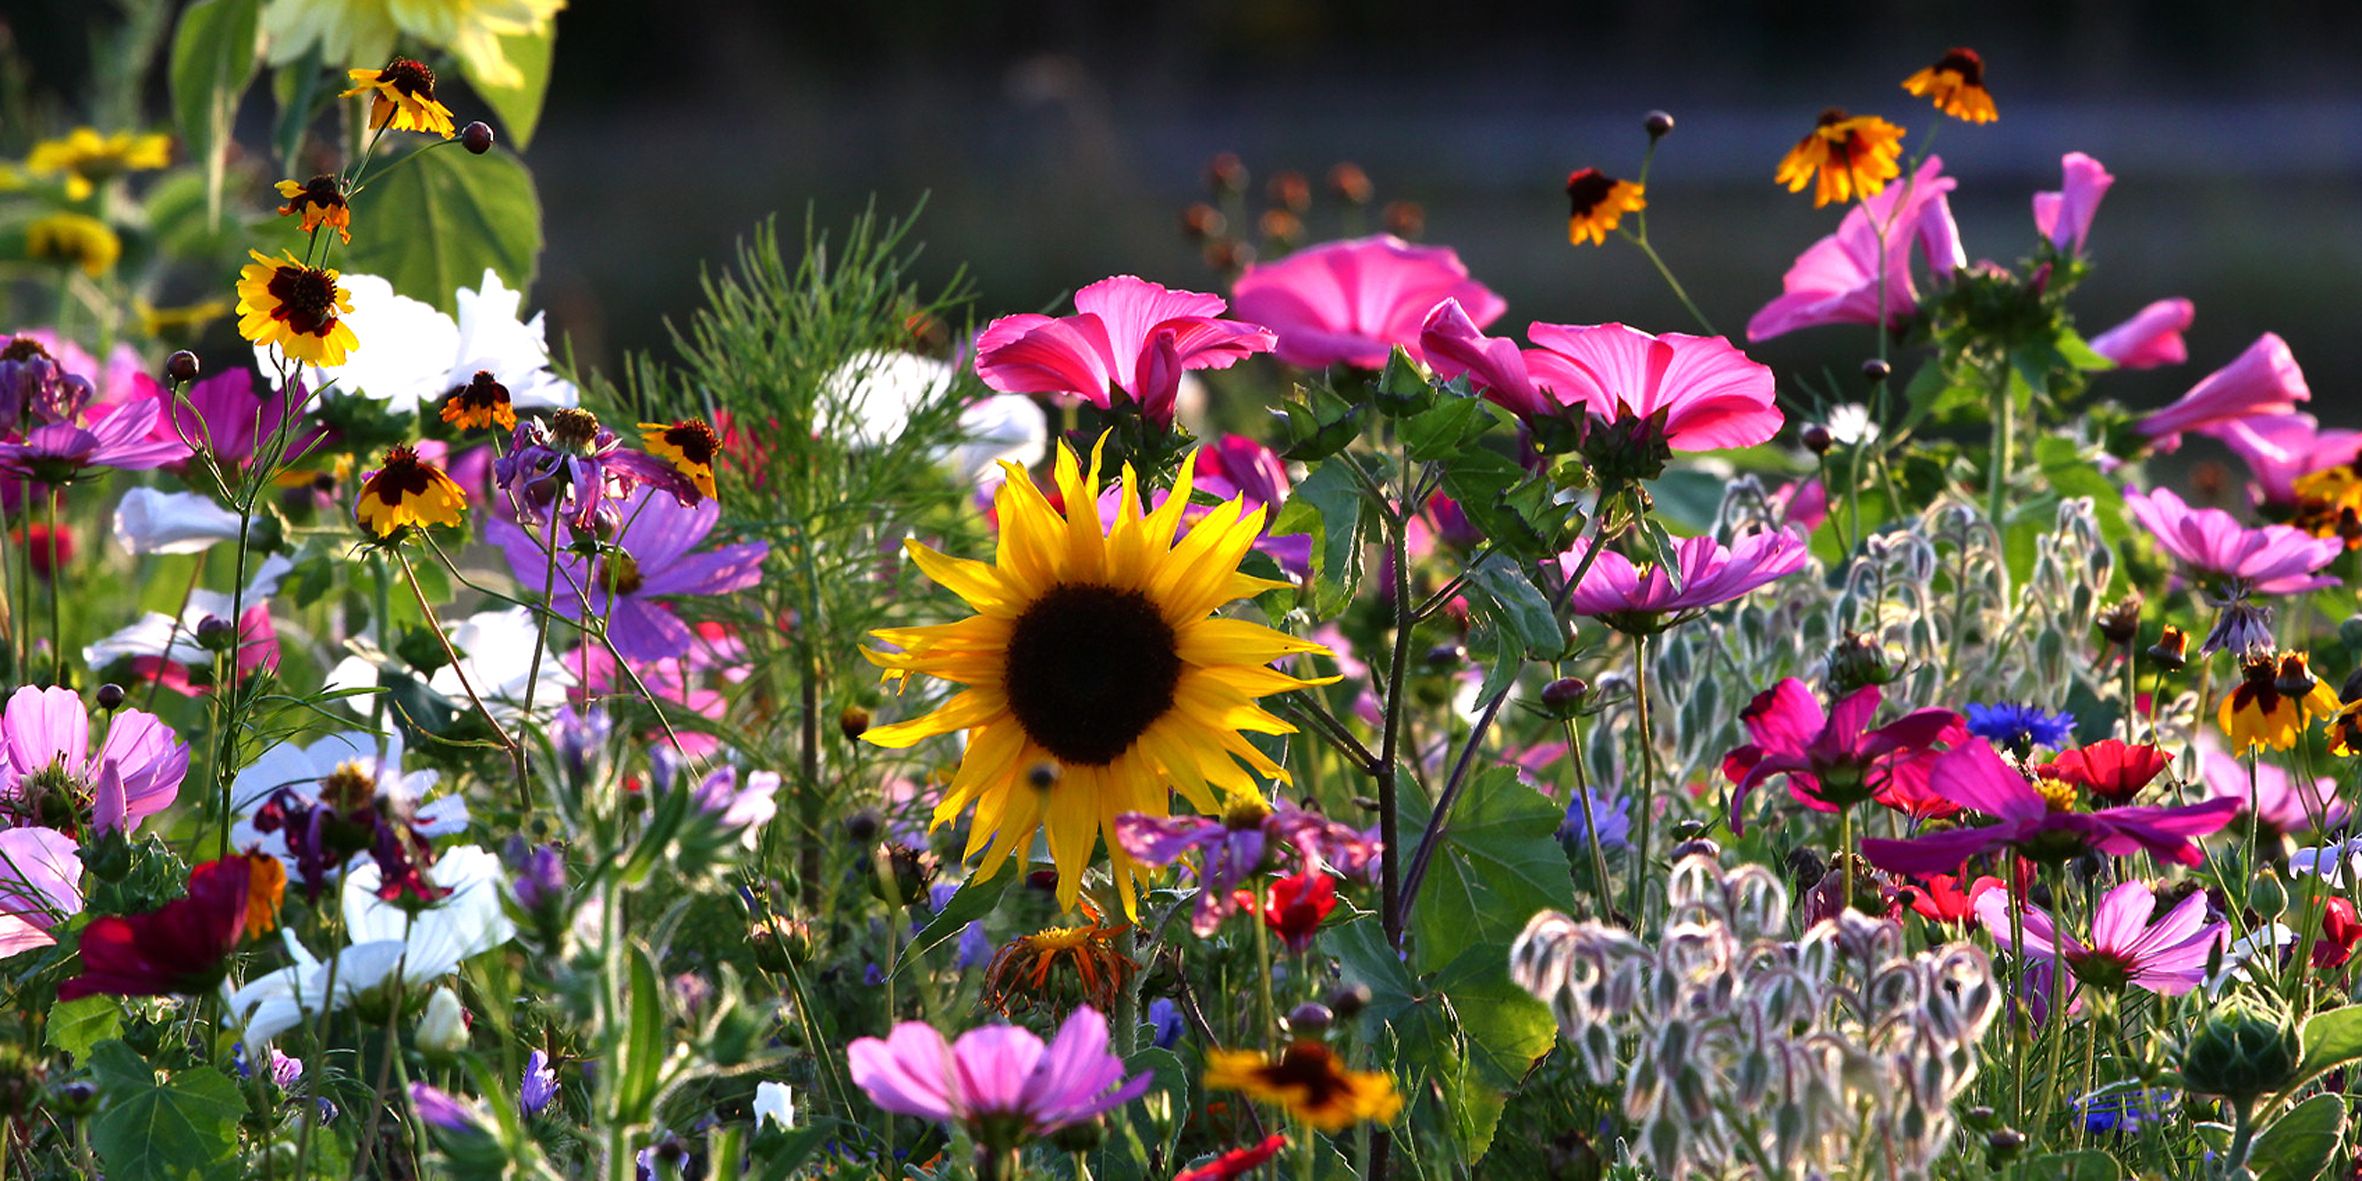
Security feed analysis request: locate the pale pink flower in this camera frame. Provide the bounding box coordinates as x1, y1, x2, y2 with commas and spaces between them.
848, 1006, 1148, 1149
2137, 333, 2309, 450
0, 827, 81, 958
1230, 235, 1504, 369
2197, 734, 2347, 837
1746, 157, 1964, 342
974, 276, 1275, 426
2033, 152, 2114, 255
2089, 297, 2192, 370
1976, 879, 2223, 997
2122, 485, 2339, 595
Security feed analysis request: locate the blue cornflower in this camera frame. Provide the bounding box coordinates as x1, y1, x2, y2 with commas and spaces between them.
1147, 997, 1185, 1049
1963, 702, 2076, 754
521, 1049, 559, 1116
2078, 1087, 2175, 1135
1558, 789, 1632, 853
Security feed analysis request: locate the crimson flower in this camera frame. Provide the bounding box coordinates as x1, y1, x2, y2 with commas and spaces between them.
1177, 1134, 1290, 1181
1238, 870, 1337, 954
59, 853, 281, 999
1897, 873, 2001, 927
2037, 739, 2169, 806
2315, 898, 2362, 970
1721, 678, 1963, 830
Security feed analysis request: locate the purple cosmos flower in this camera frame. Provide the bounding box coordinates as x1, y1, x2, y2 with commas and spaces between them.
1975, 879, 2223, 998
1746, 157, 1965, 343
491, 487, 767, 664
2207, 413, 2362, 512
1229, 234, 1506, 370
2137, 333, 2309, 451
847, 1006, 1150, 1150
1115, 798, 1379, 937
689, 767, 779, 837
1560, 527, 1808, 633
0, 826, 82, 957
0, 685, 188, 835
1859, 739, 2240, 876
0, 395, 190, 482
1721, 679, 1964, 830
2124, 486, 2340, 596
2032, 151, 2114, 255
494, 412, 696, 534
0, 339, 95, 427
2198, 735, 2347, 838
2090, 298, 2193, 371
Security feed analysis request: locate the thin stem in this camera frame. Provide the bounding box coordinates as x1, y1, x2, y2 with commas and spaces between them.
514, 507, 563, 812
1985, 362, 2015, 530
1626, 632, 1659, 923
393, 547, 519, 755
1377, 464, 1413, 948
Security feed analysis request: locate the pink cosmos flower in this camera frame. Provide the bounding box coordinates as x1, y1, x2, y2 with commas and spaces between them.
848, 1006, 1149, 1149
0, 395, 190, 482
1115, 799, 1379, 936
2206, 413, 2362, 511
1720, 679, 1964, 830
2122, 485, 2340, 595
1746, 156, 1965, 342
1421, 306, 1782, 450
2032, 152, 2114, 255
1975, 879, 2223, 997
1230, 234, 1505, 370
2137, 333, 2310, 451
1859, 739, 2239, 876
974, 276, 1276, 426
1560, 527, 1808, 630
2089, 298, 2193, 370
0, 686, 190, 836
0, 826, 82, 958
2197, 734, 2347, 837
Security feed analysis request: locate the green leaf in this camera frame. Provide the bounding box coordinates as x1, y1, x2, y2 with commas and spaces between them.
88, 1040, 246, 1181
1274, 381, 1362, 462
1270, 460, 1370, 619
612, 943, 668, 1124
46, 995, 123, 1062
1400, 395, 1493, 461
167, 0, 261, 231
2299, 1003, 2362, 1076
461, 27, 556, 151
1398, 767, 1572, 974
2013, 1149, 2122, 1181
900, 872, 1011, 970
343, 146, 542, 315
1436, 449, 1550, 559
1463, 551, 1561, 660
2252, 1093, 2348, 1181
1431, 946, 1556, 1089
1638, 516, 1684, 593
1120, 1045, 1189, 1170
2056, 326, 2114, 372
1374, 345, 1435, 417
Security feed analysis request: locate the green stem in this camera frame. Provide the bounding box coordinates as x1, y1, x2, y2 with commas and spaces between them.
1986, 363, 2015, 529
1627, 632, 1658, 923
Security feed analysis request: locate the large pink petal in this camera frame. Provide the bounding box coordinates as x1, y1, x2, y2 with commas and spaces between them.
2090, 298, 2193, 370
1072, 276, 1228, 372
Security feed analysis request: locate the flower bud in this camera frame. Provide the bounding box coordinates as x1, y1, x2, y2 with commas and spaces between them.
2149, 625, 2190, 672
1540, 676, 1590, 717
1643, 110, 1675, 139
1860, 358, 1891, 384
2248, 871, 2289, 921
1326, 983, 1371, 1019
48, 1079, 96, 1117
195, 615, 237, 652
164, 350, 200, 384
416, 987, 467, 1056
842, 808, 882, 845
749, 915, 810, 972
1287, 1001, 1334, 1037
2095, 594, 2142, 646
460, 121, 496, 155
1983, 1129, 2025, 1166
1800, 423, 1833, 454
2180, 1001, 2300, 1102
837, 705, 870, 741
1327, 162, 1373, 205
94, 682, 125, 711
868, 842, 939, 908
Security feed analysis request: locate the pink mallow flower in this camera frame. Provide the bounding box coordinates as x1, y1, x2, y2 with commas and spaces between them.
1976, 879, 2223, 998
848, 1006, 1150, 1151
2122, 485, 2340, 596
1721, 678, 1963, 831
2136, 333, 2309, 451
2205, 413, 2362, 511
2032, 152, 2114, 255
1421, 305, 1782, 451
2198, 734, 2348, 838
2089, 298, 2192, 370
1560, 527, 1808, 633
0, 826, 82, 958
1746, 156, 1965, 343
1230, 234, 1505, 370
974, 276, 1276, 426
1859, 739, 2239, 876
0, 685, 189, 835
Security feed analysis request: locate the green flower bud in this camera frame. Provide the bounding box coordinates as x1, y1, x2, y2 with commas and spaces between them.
2180, 1002, 2300, 1102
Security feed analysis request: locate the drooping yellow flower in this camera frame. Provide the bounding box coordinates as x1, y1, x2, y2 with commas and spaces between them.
237, 250, 359, 366
25, 127, 170, 200
355, 445, 469, 537
275, 174, 354, 244
639, 418, 720, 500
342, 59, 458, 139
265, 0, 565, 91
2220, 651, 2339, 752
981, 902, 1137, 1016
1563, 168, 1646, 247
1776, 109, 1907, 207
862, 440, 1332, 912
1204, 1042, 1402, 1132
440, 370, 516, 432
1902, 48, 1998, 124
26, 213, 121, 277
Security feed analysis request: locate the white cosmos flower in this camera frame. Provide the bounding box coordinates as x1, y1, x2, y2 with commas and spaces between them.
258, 270, 573, 417
1825, 403, 1881, 446
82, 554, 292, 669
228, 730, 466, 877
945, 393, 1047, 491
2291, 839, 2362, 887
326, 608, 571, 724
819, 351, 958, 446
112, 489, 243, 555
754, 1081, 796, 1131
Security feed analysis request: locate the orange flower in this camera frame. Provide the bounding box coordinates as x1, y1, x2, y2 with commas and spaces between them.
1902, 48, 1998, 124
1563, 168, 1646, 247
275, 174, 354, 244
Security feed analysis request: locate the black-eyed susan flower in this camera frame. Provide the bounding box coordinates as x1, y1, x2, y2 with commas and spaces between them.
440, 370, 516, 432
236, 250, 359, 367
342, 59, 457, 140
861, 440, 1333, 913
1902, 48, 1998, 124
2220, 651, 2340, 752
25, 213, 120, 277
1775, 109, 1907, 207
980, 904, 1138, 1015
356, 445, 468, 538
2330, 696, 2362, 757
25, 127, 170, 200
639, 418, 720, 500
274, 174, 353, 244
1204, 1042, 1402, 1132
1563, 168, 1646, 247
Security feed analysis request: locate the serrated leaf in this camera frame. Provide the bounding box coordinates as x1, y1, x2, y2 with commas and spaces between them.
1399, 767, 1572, 974
167, 0, 261, 231
343, 146, 542, 315
1431, 946, 1556, 1089
88, 1040, 245, 1181
2299, 1003, 2362, 1076
46, 995, 123, 1062
1270, 460, 1370, 618
461, 27, 555, 151
1401, 396, 1492, 461
1638, 517, 1684, 593
2252, 1093, 2346, 1181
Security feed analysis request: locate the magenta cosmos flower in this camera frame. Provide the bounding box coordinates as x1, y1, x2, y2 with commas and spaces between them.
0, 826, 82, 958
2207, 413, 2362, 512
0, 686, 189, 835
1975, 879, 2222, 998
1115, 797, 1379, 936
1859, 738, 2239, 876
0, 395, 189, 483
1560, 527, 1807, 633
1229, 234, 1505, 369
848, 1006, 1149, 1150
2136, 333, 2309, 451
2032, 151, 2114, 255
491, 487, 768, 664
1746, 156, 1965, 343
2197, 735, 2347, 838
2090, 297, 2193, 371
974, 276, 1276, 426
1720, 679, 1964, 831
2122, 485, 2339, 596
1421, 306, 1782, 451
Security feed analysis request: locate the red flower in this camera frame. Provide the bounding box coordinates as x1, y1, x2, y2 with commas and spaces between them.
11, 523, 71, 579
2039, 739, 2169, 806
60, 853, 282, 999
1238, 870, 1337, 954
1897, 873, 2001, 926
1177, 1134, 1289, 1180
2315, 897, 2362, 970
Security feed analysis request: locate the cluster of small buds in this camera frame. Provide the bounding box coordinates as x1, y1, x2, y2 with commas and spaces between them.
1511, 856, 1999, 1180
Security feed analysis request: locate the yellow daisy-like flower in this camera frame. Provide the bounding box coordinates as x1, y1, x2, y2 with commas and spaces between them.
2330, 697, 2362, 758
1902, 48, 1998, 124
1776, 109, 1907, 207
640, 418, 721, 500
1563, 168, 1646, 247
355, 445, 469, 538
1204, 1042, 1402, 1132
25, 212, 121, 277
862, 440, 1332, 912
25, 127, 171, 200
2220, 651, 2340, 752
441, 371, 517, 432
236, 250, 359, 367
275, 174, 354, 244
2292, 465, 2362, 548
342, 59, 458, 140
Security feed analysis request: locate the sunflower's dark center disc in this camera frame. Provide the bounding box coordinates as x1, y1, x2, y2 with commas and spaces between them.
1004, 582, 1181, 766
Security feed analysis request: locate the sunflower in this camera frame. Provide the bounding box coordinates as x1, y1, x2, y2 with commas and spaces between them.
981, 902, 1137, 1015
236, 250, 359, 366
1776, 109, 1907, 207
26, 212, 120, 277
2220, 650, 2339, 752
25, 127, 170, 200
275, 174, 354, 244
440, 370, 516, 432
356, 445, 469, 538
1902, 48, 1998, 124
342, 59, 457, 140
1204, 1041, 1402, 1132
1563, 168, 1646, 247
862, 440, 1332, 912
640, 418, 721, 499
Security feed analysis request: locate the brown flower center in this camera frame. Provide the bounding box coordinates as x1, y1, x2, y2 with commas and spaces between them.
266, 263, 341, 338
0, 338, 51, 364
379, 58, 438, 100
1935, 48, 1985, 85
661, 418, 720, 467
1002, 583, 1181, 766
552, 408, 603, 449
1565, 169, 1619, 218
